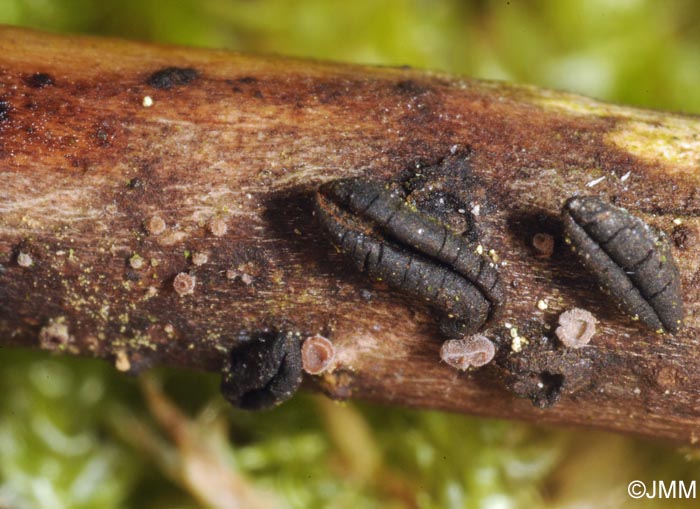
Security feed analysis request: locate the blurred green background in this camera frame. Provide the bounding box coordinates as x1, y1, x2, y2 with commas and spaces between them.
2, 1, 700, 508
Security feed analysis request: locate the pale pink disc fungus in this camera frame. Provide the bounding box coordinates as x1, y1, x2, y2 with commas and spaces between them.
555, 308, 597, 348
208, 217, 228, 237
301, 335, 335, 374
145, 215, 166, 236
173, 272, 196, 296
440, 335, 495, 371
532, 233, 555, 258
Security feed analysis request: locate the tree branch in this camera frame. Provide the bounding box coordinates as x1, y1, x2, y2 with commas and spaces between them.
2, 26, 700, 443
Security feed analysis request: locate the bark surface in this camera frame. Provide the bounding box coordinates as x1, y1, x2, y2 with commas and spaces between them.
2, 26, 700, 443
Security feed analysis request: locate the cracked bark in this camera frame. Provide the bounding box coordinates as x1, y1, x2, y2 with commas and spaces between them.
2, 26, 700, 443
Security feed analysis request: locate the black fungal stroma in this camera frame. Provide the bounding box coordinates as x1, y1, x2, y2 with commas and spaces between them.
220, 330, 303, 410
315, 178, 504, 338
146, 67, 199, 90
563, 196, 683, 333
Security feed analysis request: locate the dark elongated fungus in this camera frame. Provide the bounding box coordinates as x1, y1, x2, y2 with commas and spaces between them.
562, 196, 683, 333
315, 178, 504, 338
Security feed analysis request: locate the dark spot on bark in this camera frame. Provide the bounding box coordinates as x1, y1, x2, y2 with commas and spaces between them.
399, 150, 483, 239
220, 329, 303, 410
506, 210, 562, 257
535, 372, 565, 408
127, 177, 144, 189
93, 120, 117, 147
228, 77, 260, 95
494, 321, 594, 408
146, 67, 199, 90
671, 224, 693, 250
395, 79, 431, 96
412, 190, 477, 241
228, 246, 271, 289
400, 149, 474, 195
308, 80, 350, 105
124, 270, 140, 282
24, 72, 55, 88
0, 100, 10, 122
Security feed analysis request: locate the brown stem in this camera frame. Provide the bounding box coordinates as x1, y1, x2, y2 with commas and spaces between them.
2, 26, 700, 443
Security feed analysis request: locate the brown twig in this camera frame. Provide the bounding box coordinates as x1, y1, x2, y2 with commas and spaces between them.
2, 26, 700, 443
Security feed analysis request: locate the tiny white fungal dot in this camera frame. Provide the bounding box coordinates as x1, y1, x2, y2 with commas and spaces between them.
476, 245, 484, 255
537, 299, 548, 311
142, 96, 153, 107
620, 171, 631, 182
192, 252, 208, 266
129, 254, 144, 270
673, 218, 682, 225
555, 308, 597, 348
17, 251, 33, 267
145, 216, 166, 236
471, 204, 481, 216
173, 272, 196, 296
208, 217, 228, 237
